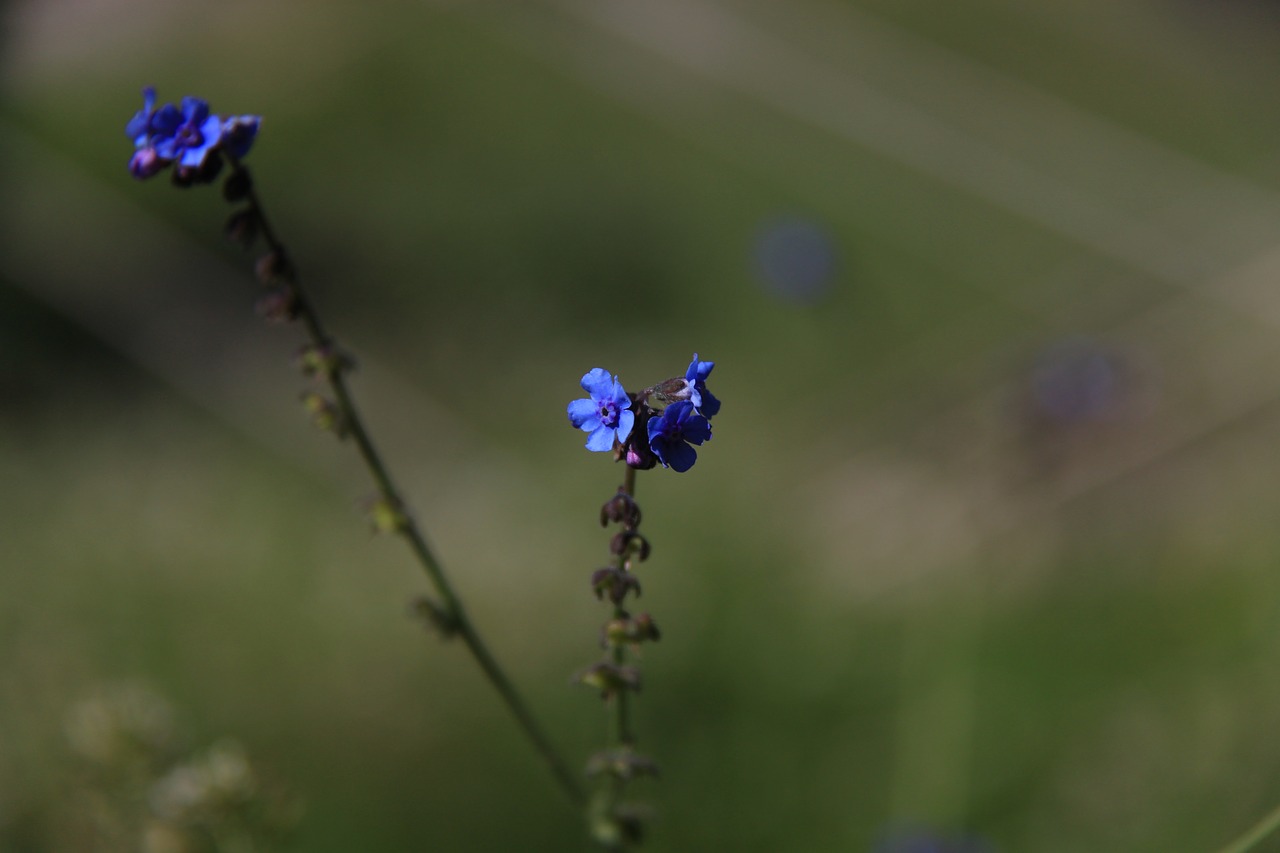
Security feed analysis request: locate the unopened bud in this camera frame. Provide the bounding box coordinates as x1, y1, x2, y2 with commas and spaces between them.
255, 250, 294, 285
364, 496, 408, 534
255, 288, 299, 323
574, 662, 641, 699
609, 530, 650, 563
591, 566, 641, 604
600, 489, 641, 528
295, 343, 353, 378
225, 209, 259, 248
223, 169, 252, 202
300, 392, 346, 437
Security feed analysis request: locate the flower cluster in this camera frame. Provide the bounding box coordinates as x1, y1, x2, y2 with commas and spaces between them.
126, 87, 260, 185
567, 354, 719, 473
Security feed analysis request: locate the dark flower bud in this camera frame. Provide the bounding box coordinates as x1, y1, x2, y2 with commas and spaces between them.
574, 662, 641, 699
409, 596, 459, 639
296, 343, 354, 378
255, 288, 299, 323
128, 147, 168, 180
255, 249, 294, 285
625, 440, 658, 470
585, 747, 660, 781
223, 168, 252, 202
224, 209, 259, 248
301, 392, 347, 437
600, 489, 641, 528
171, 153, 223, 188
609, 530, 650, 563
644, 376, 693, 410
591, 567, 641, 605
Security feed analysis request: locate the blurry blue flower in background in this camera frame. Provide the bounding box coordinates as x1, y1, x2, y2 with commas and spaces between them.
752, 215, 838, 305
1029, 337, 1123, 425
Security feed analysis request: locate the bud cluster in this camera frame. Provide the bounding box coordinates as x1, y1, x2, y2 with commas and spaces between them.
577, 483, 661, 846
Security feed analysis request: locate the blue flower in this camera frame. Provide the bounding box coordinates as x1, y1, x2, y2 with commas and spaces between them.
646, 401, 711, 473
153, 96, 224, 170
684, 353, 720, 418
125, 87, 262, 181
568, 369, 635, 452
221, 115, 261, 159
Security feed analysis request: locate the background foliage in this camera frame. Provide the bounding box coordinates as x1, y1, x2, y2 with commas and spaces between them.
7, 0, 1280, 849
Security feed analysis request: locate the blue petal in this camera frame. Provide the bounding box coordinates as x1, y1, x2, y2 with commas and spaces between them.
585, 424, 616, 452
615, 409, 635, 443
697, 388, 721, 418
663, 440, 697, 472
580, 368, 614, 399
180, 96, 209, 123
607, 375, 631, 408
682, 416, 711, 445
567, 397, 599, 429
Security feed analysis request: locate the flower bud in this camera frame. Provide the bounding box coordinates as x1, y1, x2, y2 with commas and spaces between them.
223, 169, 252, 202
585, 747, 660, 781
295, 343, 353, 378
255, 288, 299, 323
602, 613, 660, 648
609, 530, 650, 563
128, 147, 168, 180
644, 376, 693, 410
574, 662, 641, 698
224, 209, 259, 248
255, 249, 294, 285
300, 392, 346, 437
364, 495, 408, 534
600, 489, 641, 528
591, 566, 641, 605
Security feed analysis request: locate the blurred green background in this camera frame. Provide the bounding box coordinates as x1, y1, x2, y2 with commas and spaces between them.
7, 0, 1280, 849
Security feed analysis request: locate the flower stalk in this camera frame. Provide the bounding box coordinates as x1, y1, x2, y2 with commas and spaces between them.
228, 158, 586, 809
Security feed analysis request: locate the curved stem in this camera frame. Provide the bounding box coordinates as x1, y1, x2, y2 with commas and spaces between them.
1215, 801, 1280, 853
230, 161, 584, 808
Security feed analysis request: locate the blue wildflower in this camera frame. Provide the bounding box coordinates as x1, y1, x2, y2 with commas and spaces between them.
125, 88, 262, 181
153, 96, 223, 170
646, 401, 711, 473
684, 353, 720, 418
568, 369, 635, 452
221, 115, 261, 159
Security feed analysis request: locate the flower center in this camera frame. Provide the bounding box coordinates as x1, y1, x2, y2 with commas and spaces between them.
598, 402, 619, 428
177, 123, 203, 148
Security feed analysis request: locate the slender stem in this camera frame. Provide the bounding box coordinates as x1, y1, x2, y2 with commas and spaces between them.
231, 162, 585, 808
1215, 801, 1280, 853
612, 465, 638, 747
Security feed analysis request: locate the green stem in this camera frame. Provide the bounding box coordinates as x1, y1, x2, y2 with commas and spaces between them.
231, 162, 584, 808
1214, 801, 1280, 853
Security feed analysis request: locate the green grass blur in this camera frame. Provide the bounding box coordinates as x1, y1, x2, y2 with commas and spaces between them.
8, 0, 1280, 849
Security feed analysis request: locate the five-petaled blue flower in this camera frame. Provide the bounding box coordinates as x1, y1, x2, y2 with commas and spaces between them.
568, 369, 635, 452
684, 353, 720, 418
647, 401, 711, 473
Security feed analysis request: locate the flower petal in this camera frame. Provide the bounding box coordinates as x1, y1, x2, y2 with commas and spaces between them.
615, 409, 634, 443
585, 424, 617, 452
567, 398, 600, 430
662, 440, 697, 472
580, 368, 614, 398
